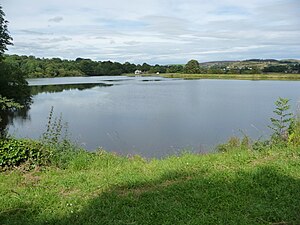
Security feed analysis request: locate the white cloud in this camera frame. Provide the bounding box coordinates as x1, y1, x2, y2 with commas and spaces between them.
1, 0, 299, 64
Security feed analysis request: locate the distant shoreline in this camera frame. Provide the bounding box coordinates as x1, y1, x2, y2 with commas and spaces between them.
127, 73, 300, 81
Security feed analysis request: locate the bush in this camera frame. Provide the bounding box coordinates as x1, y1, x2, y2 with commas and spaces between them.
0, 138, 52, 169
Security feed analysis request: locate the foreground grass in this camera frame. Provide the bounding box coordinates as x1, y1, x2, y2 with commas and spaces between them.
1, 147, 300, 224
127, 73, 300, 80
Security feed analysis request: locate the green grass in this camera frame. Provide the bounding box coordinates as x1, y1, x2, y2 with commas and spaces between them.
1, 146, 300, 224
127, 73, 300, 80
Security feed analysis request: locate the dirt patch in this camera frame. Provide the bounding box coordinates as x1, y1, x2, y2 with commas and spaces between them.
21, 172, 40, 187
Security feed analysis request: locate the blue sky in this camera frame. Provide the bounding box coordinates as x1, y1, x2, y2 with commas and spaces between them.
1, 0, 300, 64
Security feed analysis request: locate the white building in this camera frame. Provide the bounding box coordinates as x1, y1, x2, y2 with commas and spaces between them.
134, 70, 142, 75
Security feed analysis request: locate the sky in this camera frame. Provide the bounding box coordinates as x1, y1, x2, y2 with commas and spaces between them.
1, 0, 300, 64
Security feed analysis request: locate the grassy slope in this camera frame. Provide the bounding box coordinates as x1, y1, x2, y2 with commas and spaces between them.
127, 73, 300, 80
1, 147, 300, 225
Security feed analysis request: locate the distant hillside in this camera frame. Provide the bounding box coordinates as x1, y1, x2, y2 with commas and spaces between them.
198, 59, 300, 74
200, 59, 299, 66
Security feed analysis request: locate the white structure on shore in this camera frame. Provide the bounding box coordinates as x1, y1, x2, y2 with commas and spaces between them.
134, 70, 142, 75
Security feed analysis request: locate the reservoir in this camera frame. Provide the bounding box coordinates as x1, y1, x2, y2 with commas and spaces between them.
7, 76, 300, 158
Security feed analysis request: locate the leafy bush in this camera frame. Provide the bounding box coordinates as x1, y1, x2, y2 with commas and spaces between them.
0, 138, 52, 169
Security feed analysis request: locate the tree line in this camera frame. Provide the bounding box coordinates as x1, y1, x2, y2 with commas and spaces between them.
4, 55, 299, 79
3, 54, 185, 78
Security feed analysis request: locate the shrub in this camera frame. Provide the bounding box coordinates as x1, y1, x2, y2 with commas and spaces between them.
0, 138, 52, 169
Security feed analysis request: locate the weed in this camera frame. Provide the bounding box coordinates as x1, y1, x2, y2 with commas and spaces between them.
41, 106, 68, 146
40, 107, 83, 168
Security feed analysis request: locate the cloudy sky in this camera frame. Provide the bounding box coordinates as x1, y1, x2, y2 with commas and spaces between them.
1, 0, 300, 64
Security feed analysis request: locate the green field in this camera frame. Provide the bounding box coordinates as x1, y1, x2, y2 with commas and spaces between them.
1, 146, 300, 224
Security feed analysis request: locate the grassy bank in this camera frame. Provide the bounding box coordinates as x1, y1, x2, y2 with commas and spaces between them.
1, 146, 300, 224
127, 73, 300, 80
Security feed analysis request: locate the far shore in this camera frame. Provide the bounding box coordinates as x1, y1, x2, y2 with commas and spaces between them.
126, 73, 300, 80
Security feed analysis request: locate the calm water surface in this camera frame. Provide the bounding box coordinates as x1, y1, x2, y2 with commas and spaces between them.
8, 76, 300, 158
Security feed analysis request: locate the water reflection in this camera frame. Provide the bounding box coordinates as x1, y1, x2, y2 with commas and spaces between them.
1, 83, 111, 136
0, 106, 31, 137
30, 83, 112, 95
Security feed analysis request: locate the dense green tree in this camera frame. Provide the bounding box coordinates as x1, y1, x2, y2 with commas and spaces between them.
0, 5, 31, 136
0, 6, 12, 57
141, 63, 151, 72
149, 64, 167, 73
184, 59, 201, 74
263, 65, 289, 73
78, 59, 97, 75
122, 62, 136, 73
3, 54, 175, 77
166, 65, 184, 73
0, 62, 31, 106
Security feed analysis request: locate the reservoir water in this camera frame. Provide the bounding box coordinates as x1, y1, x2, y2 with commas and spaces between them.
7, 76, 300, 158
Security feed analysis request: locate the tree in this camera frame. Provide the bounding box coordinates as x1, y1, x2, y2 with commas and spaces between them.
184, 59, 201, 74
166, 65, 184, 73
122, 62, 136, 73
0, 5, 30, 105
0, 5, 12, 57
141, 62, 151, 72
269, 97, 293, 142
0, 5, 31, 136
